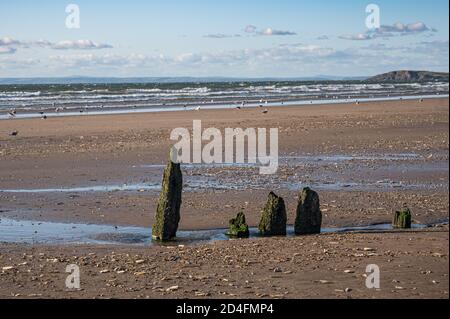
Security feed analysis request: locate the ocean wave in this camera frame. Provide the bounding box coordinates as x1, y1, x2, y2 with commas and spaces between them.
0, 82, 447, 110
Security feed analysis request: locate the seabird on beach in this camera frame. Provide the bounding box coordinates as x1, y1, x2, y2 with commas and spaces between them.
195, 106, 201, 111
10, 130, 18, 136
262, 109, 269, 114
55, 107, 63, 113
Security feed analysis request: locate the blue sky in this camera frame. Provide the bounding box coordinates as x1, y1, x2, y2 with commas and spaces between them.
0, 0, 448, 77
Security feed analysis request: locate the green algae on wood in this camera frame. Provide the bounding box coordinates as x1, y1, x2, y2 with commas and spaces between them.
392, 207, 412, 229
295, 187, 322, 235
226, 211, 250, 238
258, 192, 287, 236
152, 159, 183, 241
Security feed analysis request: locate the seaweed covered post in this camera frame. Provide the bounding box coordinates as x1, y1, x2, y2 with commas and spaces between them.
258, 192, 287, 236
226, 211, 250, 238
393, 206, 412, 229
295, 187, 322, 235
152, 158, 183, 241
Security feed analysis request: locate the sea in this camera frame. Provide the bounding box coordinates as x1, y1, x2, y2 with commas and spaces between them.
0, 80, 448, 119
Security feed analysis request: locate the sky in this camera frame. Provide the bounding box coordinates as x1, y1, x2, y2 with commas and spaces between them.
0, 0, 448, 78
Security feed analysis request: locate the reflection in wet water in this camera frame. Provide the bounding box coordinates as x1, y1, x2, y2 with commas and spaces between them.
0, 217, 439, 246
0, 184, 160, 193
0, 152, 447, 194
0, 180, 444, 194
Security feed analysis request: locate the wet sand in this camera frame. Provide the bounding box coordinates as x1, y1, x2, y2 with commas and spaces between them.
0, 98, 448, 298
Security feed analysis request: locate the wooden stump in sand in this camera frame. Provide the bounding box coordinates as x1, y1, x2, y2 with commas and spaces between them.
226, 211, 250, 238
258, 192, 287, 236
393, 207, 412, 229
295, 187, 322, 235
152, 159, 182, 241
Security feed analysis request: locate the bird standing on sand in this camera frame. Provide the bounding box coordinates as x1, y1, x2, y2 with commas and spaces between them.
195, 106, 201, 111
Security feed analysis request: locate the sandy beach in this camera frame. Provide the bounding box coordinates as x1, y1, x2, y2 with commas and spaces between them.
0, 98, 448, 299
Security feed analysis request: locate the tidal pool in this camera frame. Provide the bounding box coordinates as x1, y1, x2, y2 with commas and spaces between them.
0, 217, 439, 246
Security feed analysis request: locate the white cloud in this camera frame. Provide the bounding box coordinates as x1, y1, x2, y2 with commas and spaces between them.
51, 40, 113, 50
2, 39, 447, 76
204, 26, 297, 38
32, 40, 54, 48
244, 25, 257, 33
0, 57, 40, 69
379, 22, 434, 33
260, 28, 297, 36
47, 53, 166, 69
0, 37, 22, 54
0, 37, 22, 47
339, 21, 436, 41
244, 25, 297, 36
339, 33, 373, 41
0, 47, 16, 54
0, 37, 113, 53
203, 34, 241, 39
